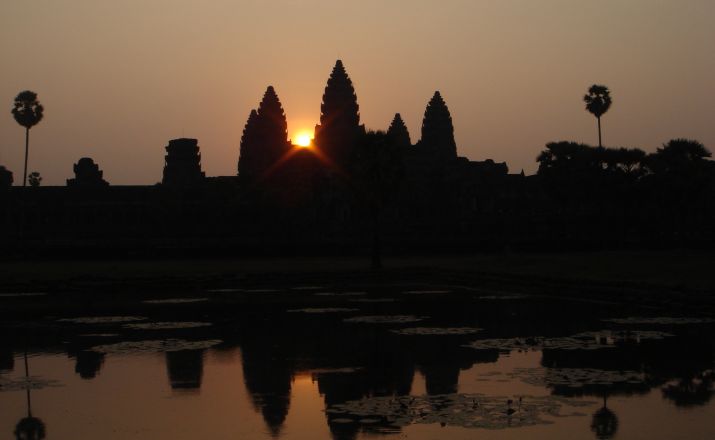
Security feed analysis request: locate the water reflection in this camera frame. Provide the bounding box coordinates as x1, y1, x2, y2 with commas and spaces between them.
590, 396, 618, 440
1, 286, 714, 439
14, 353, 46, 440
166, 349, 205, 391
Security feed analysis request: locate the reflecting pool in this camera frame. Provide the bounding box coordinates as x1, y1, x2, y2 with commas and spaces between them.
1, 282, 714, 439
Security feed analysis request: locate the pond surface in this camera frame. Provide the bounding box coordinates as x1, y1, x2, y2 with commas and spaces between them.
1, 282, 714, 439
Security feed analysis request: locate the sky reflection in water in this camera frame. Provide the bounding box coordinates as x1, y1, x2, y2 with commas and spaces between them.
1, 286, 714, 440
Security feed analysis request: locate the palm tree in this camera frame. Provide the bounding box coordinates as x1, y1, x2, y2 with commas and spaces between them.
12, 91, 44, 187
584, 85, 611, 148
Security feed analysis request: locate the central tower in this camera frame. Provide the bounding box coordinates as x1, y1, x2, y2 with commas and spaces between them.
313, 60, 364, 170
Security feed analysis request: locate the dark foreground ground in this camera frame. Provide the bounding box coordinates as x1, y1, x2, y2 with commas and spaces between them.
2, 251, 714, 316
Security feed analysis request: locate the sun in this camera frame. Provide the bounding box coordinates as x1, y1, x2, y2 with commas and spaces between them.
294, 132, 313, 147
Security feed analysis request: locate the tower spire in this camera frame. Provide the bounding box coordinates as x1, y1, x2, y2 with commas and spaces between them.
419, 91, 457, 159
314, 60, 363, 167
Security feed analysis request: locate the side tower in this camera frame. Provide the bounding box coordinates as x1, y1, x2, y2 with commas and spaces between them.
313, 60, 364, 170
387, 113, 412, 149
162, 138, 205, 186
237, 86, 290, 184
418, 91, 457, 160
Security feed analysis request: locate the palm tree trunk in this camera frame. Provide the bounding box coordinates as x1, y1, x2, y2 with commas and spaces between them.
597, 117, 602, 148
23, 127, 29, 187
24, 351, 32, 417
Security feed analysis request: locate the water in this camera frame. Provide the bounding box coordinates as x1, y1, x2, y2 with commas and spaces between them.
1, 283, 714, 439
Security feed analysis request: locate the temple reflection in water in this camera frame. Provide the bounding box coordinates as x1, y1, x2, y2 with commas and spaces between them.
2, 285, 714, 440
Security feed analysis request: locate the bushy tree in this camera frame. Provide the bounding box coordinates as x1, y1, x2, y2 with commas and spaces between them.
28, 171, 42, 187
0, 166, 13, 187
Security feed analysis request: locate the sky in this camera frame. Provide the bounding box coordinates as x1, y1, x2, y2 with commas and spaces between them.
1, 0, 713, 185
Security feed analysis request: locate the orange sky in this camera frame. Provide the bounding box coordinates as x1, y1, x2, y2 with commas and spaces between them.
1, 0, 713, 185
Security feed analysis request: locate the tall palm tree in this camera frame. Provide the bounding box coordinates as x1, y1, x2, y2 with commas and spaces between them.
584, 85, 611, 148
12, 91, 44, 187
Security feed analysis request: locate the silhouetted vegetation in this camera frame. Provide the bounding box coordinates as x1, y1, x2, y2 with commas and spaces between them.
590, 397, 618, 440
27, 172, 42, 187
67, 158, 109, 187
0, 166, 12, 188
584, 85, 612, 148
11, 91, 44, 187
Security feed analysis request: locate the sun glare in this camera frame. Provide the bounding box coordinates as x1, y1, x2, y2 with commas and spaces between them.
295, 132, 313, 147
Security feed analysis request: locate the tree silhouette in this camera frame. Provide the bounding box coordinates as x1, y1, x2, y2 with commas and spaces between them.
27, 172, 42, 187
14, 416, 45, 440
352, 130, 403, 270
67, 158, 109, 187
590, 397, 618, 440
14, 352, 46, 440
661, 369, 714, 407
0, 166, 13, 187
314, 60, 363, 168
647, 138, 711, 175
387, 113, 411, 149
584, 85, 612, 148
12, 91, 44, 187
419, 91, 456, 159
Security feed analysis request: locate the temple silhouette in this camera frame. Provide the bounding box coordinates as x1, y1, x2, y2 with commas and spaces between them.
2, 59, 714, 255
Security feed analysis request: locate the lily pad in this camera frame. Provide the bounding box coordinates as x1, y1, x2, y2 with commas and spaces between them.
315, 292, 367, 296
465, 330, 673, 352
91, 339, 222, 354
344, 315, 426, 324
287, 308, 360, 314
0, 292, 46, 297
328, 393, 595, 430
142, 298, 208, 304
348, 298, 398, 303
124, 322, 212, 330
58, 316, 147, 324
402, 290, 451, 295
391, 327, 483, 336
603, 317, 715, 325
0, 376, 62, 392
507, 367, 646, 388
